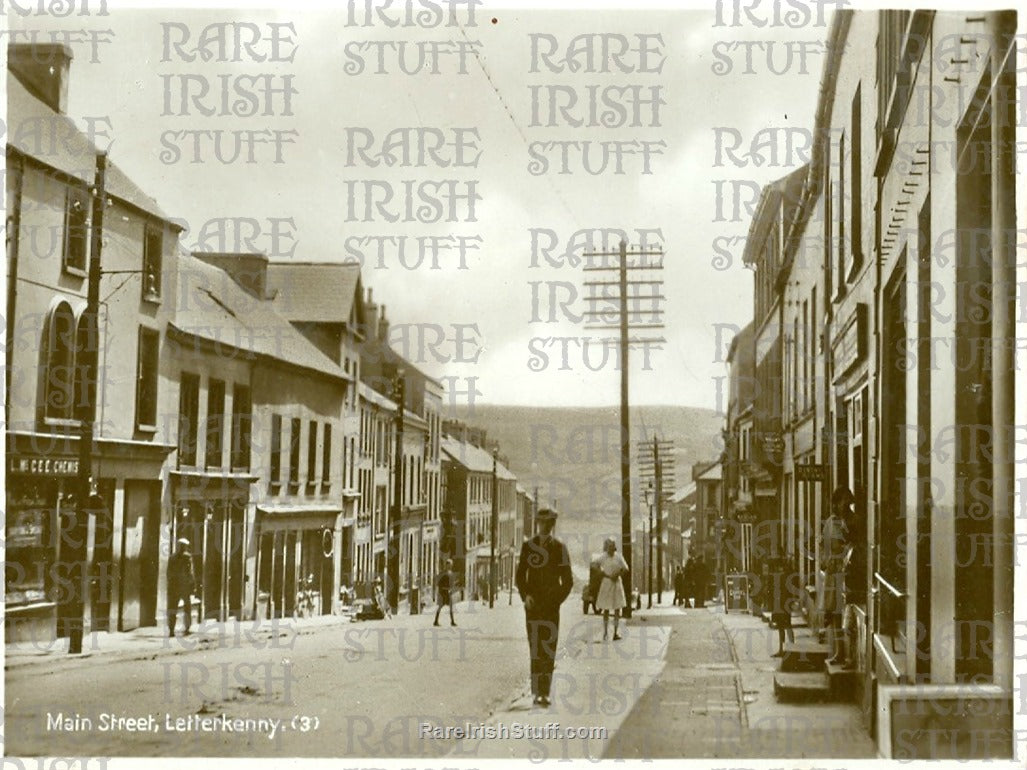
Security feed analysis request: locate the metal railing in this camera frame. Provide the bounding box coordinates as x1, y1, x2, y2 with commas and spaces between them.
873, 571, 907, 653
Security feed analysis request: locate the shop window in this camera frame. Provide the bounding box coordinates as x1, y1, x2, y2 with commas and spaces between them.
135, 326, 159, 431
6, 482, 56, 606
230, 384, 251, 471
142, 224, 162, 302
43, 302, 76, 423
63, 187, 88, 275
178, 372, 200, 466
206, 379, 226, 469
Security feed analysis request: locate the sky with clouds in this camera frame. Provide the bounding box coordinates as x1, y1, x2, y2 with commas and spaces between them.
8, 0, 833, 408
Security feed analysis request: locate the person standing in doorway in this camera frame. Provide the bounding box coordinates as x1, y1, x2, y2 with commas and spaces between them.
595, 537, 629, 640
830, 494, 866, 669
167, 538, 196, 637
515, 508, 573, 708
434, 558, 457, 627
820, 487, 853, 651
768, 555, 798, 657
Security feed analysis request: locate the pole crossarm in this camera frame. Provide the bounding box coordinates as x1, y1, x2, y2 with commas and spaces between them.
583, 280, 665, 287
582, 263, 665, 272
584, 295, 666, 303
581, 248, 665, 257
584, 324, 666, 331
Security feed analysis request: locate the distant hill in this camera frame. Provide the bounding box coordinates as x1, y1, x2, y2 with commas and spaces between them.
444, 403, 723, 567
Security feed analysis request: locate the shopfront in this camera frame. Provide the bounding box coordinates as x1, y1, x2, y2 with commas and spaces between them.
255, 506, 343, 619
5, 442, 161, 641
170, 473, 254, 623
5, 452, 78, 643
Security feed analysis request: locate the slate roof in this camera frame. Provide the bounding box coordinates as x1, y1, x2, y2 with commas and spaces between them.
670, 481, 697, 504
441, 436, 516, 480
265, 261, 361, 322
696, 463, 723, 482
170, 255, 350, 382
7, 71, 178, 225
741, 165, 808, 267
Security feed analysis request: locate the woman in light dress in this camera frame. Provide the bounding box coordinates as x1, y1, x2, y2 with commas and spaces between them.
595, 537, 629, 641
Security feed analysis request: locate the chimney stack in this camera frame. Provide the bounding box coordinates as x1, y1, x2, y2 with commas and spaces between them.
364, 287, 378, 341
192, 252, 269, 300
8, 43, 74, 114
379, 304, 389, 343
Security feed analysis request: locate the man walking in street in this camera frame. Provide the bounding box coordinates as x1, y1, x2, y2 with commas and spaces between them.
434, 558, 457, 627
515, 508, 573, 708
167, 538, 196, 637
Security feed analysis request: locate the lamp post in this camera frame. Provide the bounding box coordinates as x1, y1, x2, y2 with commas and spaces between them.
645, 482, 653, 609
490, 448, 498, 609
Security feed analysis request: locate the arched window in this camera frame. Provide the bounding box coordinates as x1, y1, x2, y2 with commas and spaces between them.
73, 312, 95, 422
43, 302, 76, 421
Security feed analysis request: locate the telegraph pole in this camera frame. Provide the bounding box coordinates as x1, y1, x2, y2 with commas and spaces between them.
645, 482, 653, 609
67, 152, 107, 654
388, 371, 405, 614
583, 237, 665, 619
490, 448, 498, 609
655, 437, 663, 603
639, 435, 674, 607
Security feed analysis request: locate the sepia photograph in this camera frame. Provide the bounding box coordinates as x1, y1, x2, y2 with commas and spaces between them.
2, 0, 1024, 766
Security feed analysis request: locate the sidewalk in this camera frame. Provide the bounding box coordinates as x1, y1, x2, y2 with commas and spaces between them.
721, 607, 877, 757
607, 603, 878, 759
3, 600, 488, 672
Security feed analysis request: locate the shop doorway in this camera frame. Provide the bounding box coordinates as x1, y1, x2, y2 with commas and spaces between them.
120, 480, 161, 629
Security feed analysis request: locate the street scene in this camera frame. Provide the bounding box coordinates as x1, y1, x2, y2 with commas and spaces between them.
3, 0, 1025, 767
7, 596, 879, 759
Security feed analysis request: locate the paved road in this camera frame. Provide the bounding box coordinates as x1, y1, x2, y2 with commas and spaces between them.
6, 600, 877, 760
6, 600, 538, 758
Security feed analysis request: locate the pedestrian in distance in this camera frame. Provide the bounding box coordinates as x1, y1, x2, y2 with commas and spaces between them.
434, 558, 457, 627
681, 556, 695, 608
694, 556, 709, 608
768, 555, 798, 657
673, 566, 682, 606
515, 508, 573, 708
167, 537, 196, 637
595, 537, 629, 641
373, 576, 392, 619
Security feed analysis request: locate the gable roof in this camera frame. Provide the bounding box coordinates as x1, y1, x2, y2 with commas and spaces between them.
670, 481, 697, 504
441, 436, 516, 480
170, 255, 350, 382
265, 261, 362, 323
7, 71, 179, 226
